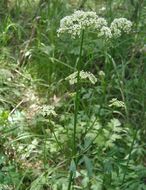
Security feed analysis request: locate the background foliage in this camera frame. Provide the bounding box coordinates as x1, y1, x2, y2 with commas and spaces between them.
0, 0, 146, 189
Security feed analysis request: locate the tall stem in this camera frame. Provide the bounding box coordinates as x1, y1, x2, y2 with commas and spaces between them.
67, 30, 85, 190
73, 30, 85, 158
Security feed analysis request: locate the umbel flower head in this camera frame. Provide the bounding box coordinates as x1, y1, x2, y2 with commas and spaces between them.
110, 18, 133, 38
57, 10, 132, 39
66, 70, 97, 85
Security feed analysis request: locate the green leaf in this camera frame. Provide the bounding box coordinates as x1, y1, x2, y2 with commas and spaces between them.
69, 159, 76, 177
83, 155, 93, 177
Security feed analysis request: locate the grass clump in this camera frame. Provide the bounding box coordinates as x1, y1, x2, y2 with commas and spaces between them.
0, 0, 146, 190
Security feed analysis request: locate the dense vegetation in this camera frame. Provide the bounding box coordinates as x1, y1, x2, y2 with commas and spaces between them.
0, 0, 146, 189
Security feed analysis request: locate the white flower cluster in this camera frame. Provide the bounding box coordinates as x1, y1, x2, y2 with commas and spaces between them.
57, 10, 108, 39
110, 18, 133, 38
109, 98, 126, 108
98, 26, 112, 39
57, 10, 132, 39
40, 105, 57, 117
66, 70, 97, 85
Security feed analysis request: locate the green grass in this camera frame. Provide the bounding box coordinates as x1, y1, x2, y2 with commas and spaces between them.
0, 0, 146, 189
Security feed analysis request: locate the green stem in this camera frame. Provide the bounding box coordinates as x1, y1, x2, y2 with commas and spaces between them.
121, 127, 139, 186
41, 125, 47, 170
67, 172, 73, 190
49, 119, 64, 152
73, 30, 84, 158
67, 30, 85, 190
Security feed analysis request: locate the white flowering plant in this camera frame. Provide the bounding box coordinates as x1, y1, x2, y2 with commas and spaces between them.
57, 10, 132, 39
57, 10, 132, 190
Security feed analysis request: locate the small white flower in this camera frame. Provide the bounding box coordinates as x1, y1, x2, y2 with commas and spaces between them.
109, 98, 126, 108
98, 70, 105, 77
95, 18, 107, 30
41, 105, 57, 117
110, 18, 132, 38
66, 70, 97, 85
98, 26, 112, 39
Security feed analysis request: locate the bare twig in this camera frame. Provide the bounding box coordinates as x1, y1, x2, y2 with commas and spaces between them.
9, 100, 24, 115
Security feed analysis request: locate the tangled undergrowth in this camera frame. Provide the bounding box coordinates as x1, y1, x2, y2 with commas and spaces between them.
0, 0, 146, 190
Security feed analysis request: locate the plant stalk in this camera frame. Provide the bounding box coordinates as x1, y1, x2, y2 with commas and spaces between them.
67, 30, 85, 190
73, 30, 84, 158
